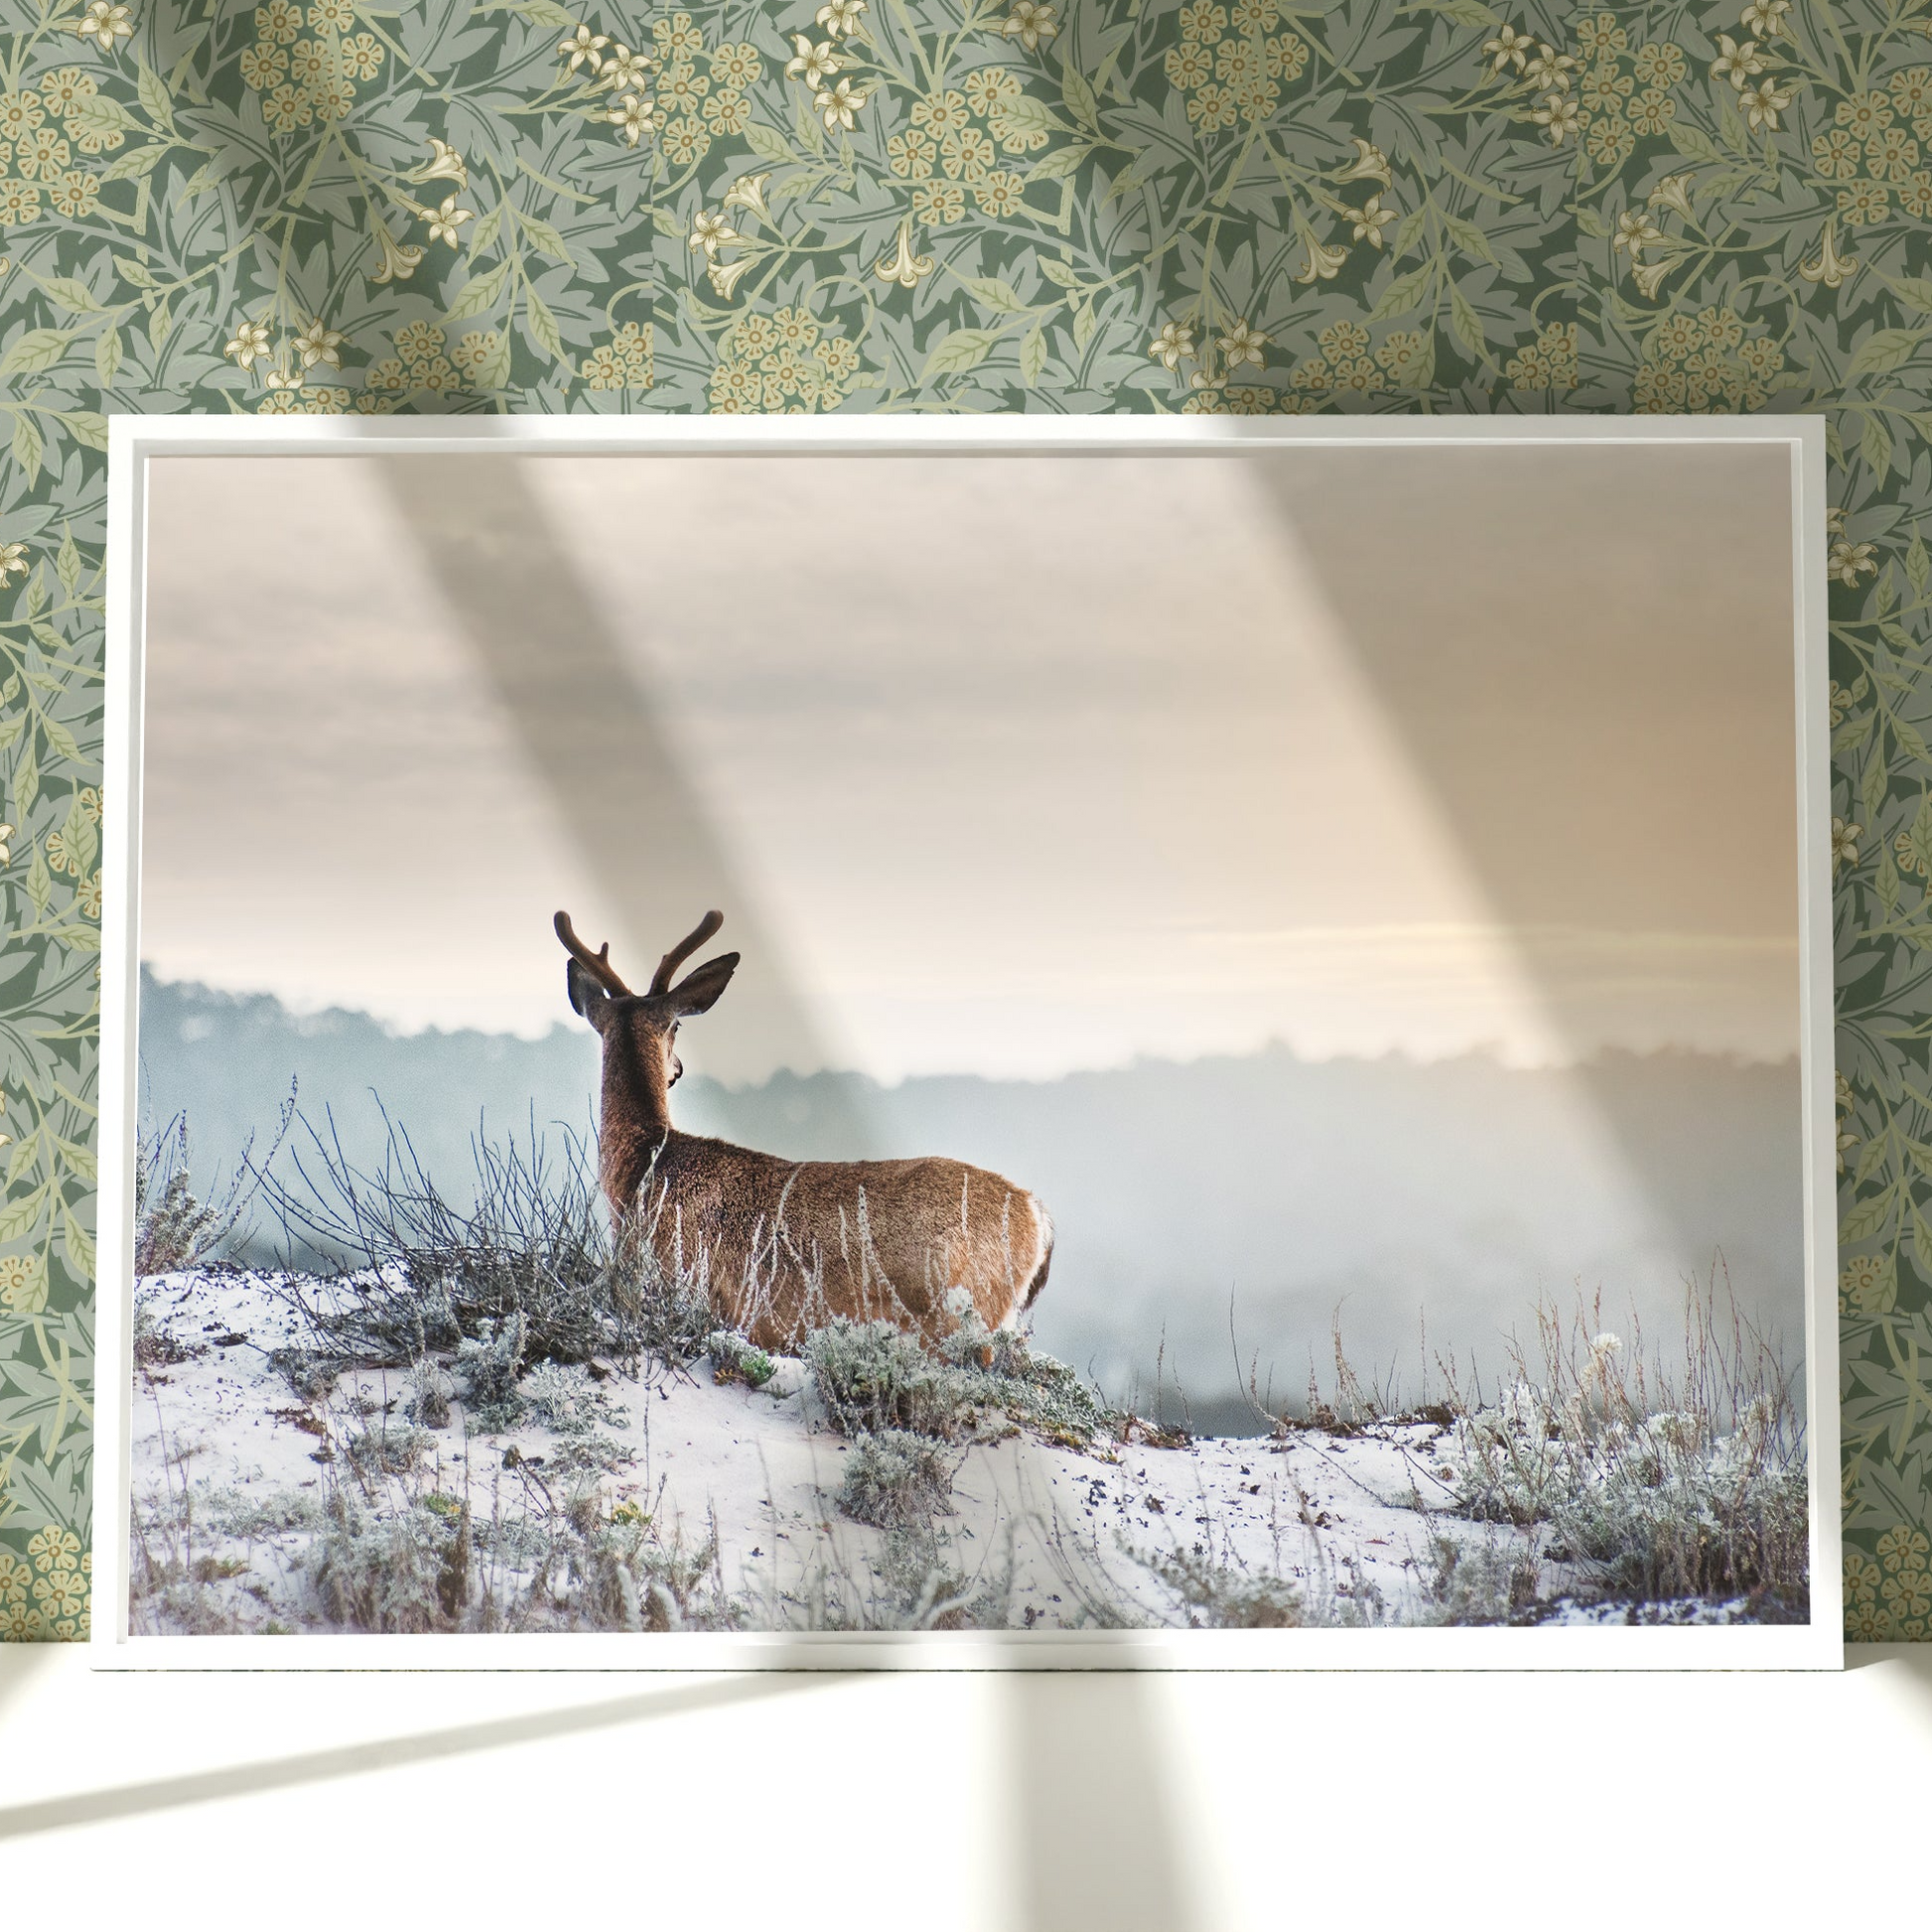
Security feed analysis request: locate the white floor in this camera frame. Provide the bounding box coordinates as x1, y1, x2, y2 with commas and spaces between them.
1, 1644, 1923, 1927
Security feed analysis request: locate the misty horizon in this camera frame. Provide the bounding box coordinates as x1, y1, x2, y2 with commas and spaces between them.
139, 965, 1803, 1089
137, 968, 1805, 1428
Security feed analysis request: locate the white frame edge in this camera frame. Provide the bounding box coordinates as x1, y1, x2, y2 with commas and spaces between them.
93, 412, 1843, 1672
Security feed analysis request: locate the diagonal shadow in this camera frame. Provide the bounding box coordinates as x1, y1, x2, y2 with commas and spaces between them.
366, 457, 1200, 1922
375, 455, 875, 1148
1005, 1672, 1199, 1932
1248, 445, 1808, 1339
0, 1670, 822, 1840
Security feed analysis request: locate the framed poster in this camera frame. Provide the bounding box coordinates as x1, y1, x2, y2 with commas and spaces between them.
94, 415, 1839, 1667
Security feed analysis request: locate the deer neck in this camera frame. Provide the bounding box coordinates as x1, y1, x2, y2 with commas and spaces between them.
600, 1025, 674, 1212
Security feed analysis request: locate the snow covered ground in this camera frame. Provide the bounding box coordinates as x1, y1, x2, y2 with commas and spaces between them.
127, 1269, 1590, 1636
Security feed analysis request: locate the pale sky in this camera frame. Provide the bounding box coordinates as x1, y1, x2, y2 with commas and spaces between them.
138, 445, 1801, 1085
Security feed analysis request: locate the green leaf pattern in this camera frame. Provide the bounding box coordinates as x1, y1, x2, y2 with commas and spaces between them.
0, 0, 1926, 1645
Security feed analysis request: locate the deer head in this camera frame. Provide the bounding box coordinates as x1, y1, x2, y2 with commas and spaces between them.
555, 908, 740, 1210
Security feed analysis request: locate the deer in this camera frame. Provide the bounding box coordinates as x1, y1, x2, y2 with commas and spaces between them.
556, 908, 1054, 1356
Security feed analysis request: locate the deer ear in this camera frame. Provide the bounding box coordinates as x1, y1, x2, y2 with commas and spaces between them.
667, 952, 739, 1017
566, 958, 610, 1027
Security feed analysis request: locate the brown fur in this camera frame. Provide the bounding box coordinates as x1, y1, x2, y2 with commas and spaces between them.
560, 911, 1052, 1355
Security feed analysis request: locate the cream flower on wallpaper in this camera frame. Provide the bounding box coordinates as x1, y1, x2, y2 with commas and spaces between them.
558, 23, 608, 72
599, 44, 652, 93
1295, 235, 1348, 281
785, 35, 841, 88
1647, 173, 1695, 219
74, 1, 133, 53
291, 316, 344, 368
0, 1252, 30, 1313
1839, 1259, 1885, 1321
1348, 196, 1395, 247
1532, 91, 1580, 144
1709, 35, 1766, 89
721, 171, 769, 222
32, 1568, 84, 1618
1832, 816, 1862, 873
29, 1526, 78, 1573
1217, 318, 1267, 366
817, 0, 865, 35
1001, 0, 1058, 53
1740, 76, 1794, 131
426, 195, 473, 246
1798, 222, 1857, 289
1334, 138, 1391, 186
411, 137, 468, 189
1612, 209, 1663, 260
1148, 321, 1195, 369
689, 208, 739, 257
0, 541, 26, 586
706, 253, 754, 299
1521, 46, 1575, 92
1630, 257, 1675, 299
1482, 24, 1531, 71
814, 75, 867, 130
606, 91, 649, 145
0, 1600, 44, 1641
1829, 536, 1878, 584
223, 318, 272, 369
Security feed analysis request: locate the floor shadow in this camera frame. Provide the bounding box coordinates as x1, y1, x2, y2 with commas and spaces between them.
0, 1670, 823, 1840
375, 455, 875, 1149
1005, 1672, 1198, 1932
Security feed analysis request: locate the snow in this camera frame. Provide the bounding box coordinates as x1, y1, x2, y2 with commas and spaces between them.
126, 1268, 1586, 1635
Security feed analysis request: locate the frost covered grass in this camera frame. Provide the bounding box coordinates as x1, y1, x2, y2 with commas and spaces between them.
252, 1108, 715, 1383
835, 1429, 959, 1529
134, 1101, 292, 1277
805, 1295, 1117, 1449
1435, 1273, 1808, 1612
303, 1467, 738, 1635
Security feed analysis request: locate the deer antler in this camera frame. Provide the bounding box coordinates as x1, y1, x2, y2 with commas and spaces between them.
554, 910, 633, 997
649, 910, 725, 995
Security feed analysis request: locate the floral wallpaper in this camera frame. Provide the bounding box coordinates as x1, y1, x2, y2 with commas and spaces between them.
0, 0, 1922, 1645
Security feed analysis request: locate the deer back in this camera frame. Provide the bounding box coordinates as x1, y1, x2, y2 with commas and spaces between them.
637, 1134, 1053, 1354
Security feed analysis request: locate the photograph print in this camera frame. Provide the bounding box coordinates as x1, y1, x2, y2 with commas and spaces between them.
102, 421, 1836, 1658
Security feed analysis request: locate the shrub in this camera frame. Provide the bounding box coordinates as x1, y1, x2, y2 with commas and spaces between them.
805, 1298, 1117, 1448
403, 1358, 453, 1429
455, 1313, 527, 1432
521, 1361, 626, 1437
806, 1317, 972, 1438
1441, 1279, 1808, 1606
267, 1344, 347, 1402
835, 1429, 958, 1529
1135, 1546, 1303, 1629
309, 1490, 461, 1633
1419, 1531, 1541, 1626
135, 1103, 291, 1276
708, 1329, 776, 1390
344, 1424, 433, 1476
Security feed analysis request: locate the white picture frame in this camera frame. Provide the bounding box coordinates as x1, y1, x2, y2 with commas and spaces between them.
95, 411, 1841, 1670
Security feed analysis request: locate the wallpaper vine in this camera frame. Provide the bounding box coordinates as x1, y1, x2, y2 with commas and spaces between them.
0, 0, 1921, 1645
